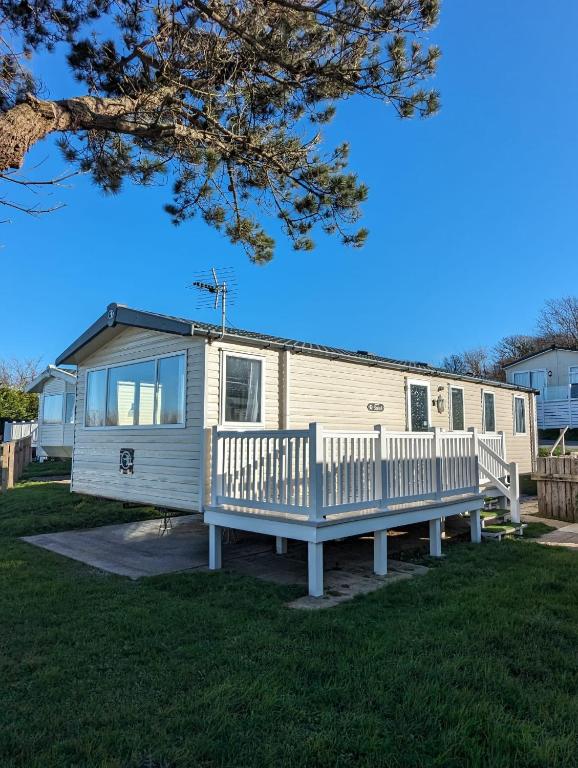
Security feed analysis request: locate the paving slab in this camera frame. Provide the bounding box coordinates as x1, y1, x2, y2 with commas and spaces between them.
537, 524, 578, 550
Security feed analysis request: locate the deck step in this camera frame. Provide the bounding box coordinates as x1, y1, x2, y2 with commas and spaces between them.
481, 523, 527, 541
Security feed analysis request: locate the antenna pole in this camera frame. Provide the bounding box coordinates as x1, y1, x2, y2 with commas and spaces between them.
221, 281, 227, 339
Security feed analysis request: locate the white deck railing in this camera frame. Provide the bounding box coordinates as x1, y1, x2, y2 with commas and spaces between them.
211, 424, 517, 521
2, 420, 38, 446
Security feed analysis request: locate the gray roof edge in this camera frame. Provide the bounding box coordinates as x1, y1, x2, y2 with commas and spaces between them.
503, 344, 578, 368
55, 303, 538, 395
25, 365, 77, 393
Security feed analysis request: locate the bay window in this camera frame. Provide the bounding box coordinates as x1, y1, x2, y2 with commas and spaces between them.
85, 353, 186, 428
43, 394, 63, 424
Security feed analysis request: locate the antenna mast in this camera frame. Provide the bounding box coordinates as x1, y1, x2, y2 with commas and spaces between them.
190, 267, 237, 338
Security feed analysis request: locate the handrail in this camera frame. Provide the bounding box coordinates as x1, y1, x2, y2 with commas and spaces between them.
550, 426, 569, 457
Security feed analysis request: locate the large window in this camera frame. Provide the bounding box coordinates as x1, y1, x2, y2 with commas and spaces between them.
408, 381, 430, 432
450, 387, 464, 431
483, 391, 496, 432
85, 353, 186, 428
43, 394, 63, 424
513, 370, 546, 398
570, 367, 578, 399
65, 393, 76, 424
514, 396, 526, 434
223, 354, 263, 424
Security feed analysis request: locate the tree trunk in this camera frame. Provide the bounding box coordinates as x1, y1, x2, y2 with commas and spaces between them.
0, 93, 166, 172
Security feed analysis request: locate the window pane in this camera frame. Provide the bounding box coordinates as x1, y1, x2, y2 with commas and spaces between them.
106, 361, 156, 426
513, 372, 530, 388
451, 388, 464, 431
530, 370, 545, 397
515, 398, 526, 433
43, 394, 63, 424
156, 355, 185, 425
225, 356, 262, 423
86, 370, 107, 427
65, 393, 75, 424
483, 392, 495, 432
410, 384, 429, 431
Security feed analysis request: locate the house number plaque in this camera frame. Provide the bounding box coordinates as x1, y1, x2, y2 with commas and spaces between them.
119, 448, 134, 475
367, 403, 384, 412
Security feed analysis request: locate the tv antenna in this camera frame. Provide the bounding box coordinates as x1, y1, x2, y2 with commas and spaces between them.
190, 267, 237, 339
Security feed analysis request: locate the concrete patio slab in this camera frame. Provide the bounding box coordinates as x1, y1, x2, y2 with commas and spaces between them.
537, 523, 578, 550
22, 515, 458, 605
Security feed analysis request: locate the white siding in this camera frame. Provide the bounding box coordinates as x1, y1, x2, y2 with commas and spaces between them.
72, 327, 205, 511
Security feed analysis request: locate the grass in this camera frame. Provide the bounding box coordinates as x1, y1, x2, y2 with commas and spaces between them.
2, 484, 578, 767
20, 459, 72, 480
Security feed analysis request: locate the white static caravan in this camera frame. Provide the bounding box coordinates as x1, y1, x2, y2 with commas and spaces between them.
504, 345, 578, 430
57, 304, 537, 596
26, 366, 77, 459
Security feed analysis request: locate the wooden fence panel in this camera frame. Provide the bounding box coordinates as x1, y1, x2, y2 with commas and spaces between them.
533, 456, 578, 522
0, 435, 32, 492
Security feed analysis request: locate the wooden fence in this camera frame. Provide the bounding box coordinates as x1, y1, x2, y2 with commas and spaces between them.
533, 456, 578, 523
0, 435, 33, 492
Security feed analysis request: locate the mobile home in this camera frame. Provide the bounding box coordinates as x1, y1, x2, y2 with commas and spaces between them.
504, 345, 578, 430
56, 304, 537, 595
25, 366, 77, 459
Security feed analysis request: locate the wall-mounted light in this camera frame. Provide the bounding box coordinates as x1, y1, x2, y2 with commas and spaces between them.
548, 370, 553, 377
435, 393, 446, 413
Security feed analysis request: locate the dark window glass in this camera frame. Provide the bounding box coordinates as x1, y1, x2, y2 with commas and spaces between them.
225, 356, 262, 423
451, 388, 464, 431
483, 392, 496, 432
514, 397, 526, 433
410, 384, 429, 431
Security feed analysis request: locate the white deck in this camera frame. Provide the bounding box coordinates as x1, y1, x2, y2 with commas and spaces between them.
205, 424, 520, 596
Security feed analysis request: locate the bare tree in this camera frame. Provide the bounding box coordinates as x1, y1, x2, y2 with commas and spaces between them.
537, 297, 578, 347
493, 334, 542, 367
0, 357, 41, 390
441, 347, 494, 379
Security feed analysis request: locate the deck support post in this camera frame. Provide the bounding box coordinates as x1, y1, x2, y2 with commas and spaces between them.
374, 530, 388, 575
470, 509, 482, 544
208, 524, 222, 570
429, 518, 442, 557
307, 542, 324, 597
275, 536, 288, 555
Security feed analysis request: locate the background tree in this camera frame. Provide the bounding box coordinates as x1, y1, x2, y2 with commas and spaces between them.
537, 297, 578, 347
441, 347, 495, 379
0, 0, 440, 261
0, 357, 40, 427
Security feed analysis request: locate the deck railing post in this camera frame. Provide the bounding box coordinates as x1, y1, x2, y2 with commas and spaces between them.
432, 427, 442, 499
498, 430, 506, 461
373, 424, 386, 507
469, 427, 479, 488
308, 422, 324, 520
210, 426, 221, 506
509, 461, 520, 523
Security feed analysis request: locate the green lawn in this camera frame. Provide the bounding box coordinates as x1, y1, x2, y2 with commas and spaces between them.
20, 459, 72, 480
2, 483, 578, 767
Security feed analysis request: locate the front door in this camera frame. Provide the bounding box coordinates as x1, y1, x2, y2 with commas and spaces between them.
409, 383, 430, 431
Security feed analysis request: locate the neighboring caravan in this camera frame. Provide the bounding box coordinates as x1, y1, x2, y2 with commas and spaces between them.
26, 366, 77, 459
55, 304, 537, 595
504, 345, 578, 429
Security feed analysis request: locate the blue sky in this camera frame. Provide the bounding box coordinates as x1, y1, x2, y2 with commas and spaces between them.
2, 0, 578, 367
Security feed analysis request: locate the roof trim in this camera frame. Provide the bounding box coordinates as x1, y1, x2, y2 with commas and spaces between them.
503, 344, 578, 368
55, 303, 538, 394
55, 303, 194, 366
25, 365, 77, 393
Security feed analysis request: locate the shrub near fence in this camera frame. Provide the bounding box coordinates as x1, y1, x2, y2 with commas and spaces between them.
533, 456, 578, 523
0, 435, 33, 492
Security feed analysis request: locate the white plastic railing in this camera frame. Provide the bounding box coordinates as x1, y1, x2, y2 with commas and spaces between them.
2, 421, 38, 445
211, 424, 514, 521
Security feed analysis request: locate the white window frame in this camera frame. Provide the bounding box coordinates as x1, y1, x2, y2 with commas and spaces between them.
449, 385, 465, 431
513, 395, 526, 435
406, 378, 431, 432
220, 350, 266, 429
65, 392, 76, 424
482, 390, 496, 433
84, 350, 187, 430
